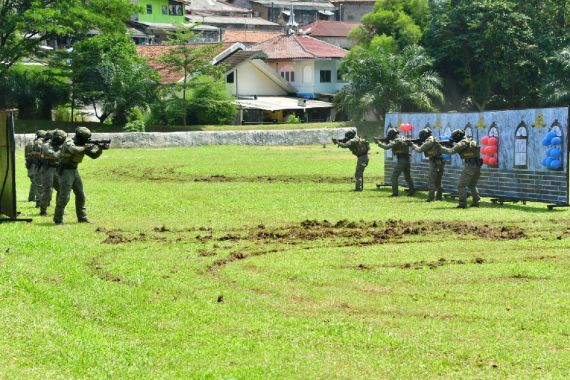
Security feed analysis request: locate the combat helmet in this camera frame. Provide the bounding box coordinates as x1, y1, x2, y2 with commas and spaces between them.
36, 130, 47, 139
418, 128, 432, 142
51, 129, 68, 145
386, 127, 399, 141
344, 129, 356, 140
44, 130, 55, 141
74, 126, 92, 143
450, 129, 466, 143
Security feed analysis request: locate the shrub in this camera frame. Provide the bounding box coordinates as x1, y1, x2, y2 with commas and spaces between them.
286, 114, 301, 124
123, 119, 146, 132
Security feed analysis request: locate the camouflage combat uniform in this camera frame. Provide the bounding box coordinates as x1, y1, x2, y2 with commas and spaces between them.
53, 132, 103, 224
377, 137, 415, 196
338, 136, 370, 191
39, 136, 62, 215
442, 137, 481, 208
24, 138, 37, 202
413, 136, 445, 201
32, 133, 47, 207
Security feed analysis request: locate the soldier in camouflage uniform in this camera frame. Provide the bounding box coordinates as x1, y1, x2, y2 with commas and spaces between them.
412, 128, 445, 202
440, 129, 482, 208
376, 128, 415, 196
54, 127, 105, 224
39, 130, 66, 216
333, 129, 370, 191
32, 130, 48, 208
24, 131, 45, 202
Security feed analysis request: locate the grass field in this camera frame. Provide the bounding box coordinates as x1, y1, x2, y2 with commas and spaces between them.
1, 144, 569, 378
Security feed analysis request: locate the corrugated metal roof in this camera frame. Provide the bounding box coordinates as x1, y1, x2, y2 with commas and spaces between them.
186, 15, 279, 26
254, 34, 347, 60
249, 0, 335, 10
237, 96, 332, 111
188, 0, 251, 13
222, 30, 281, 44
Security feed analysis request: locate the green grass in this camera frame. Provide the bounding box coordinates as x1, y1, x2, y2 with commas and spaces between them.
1, 144, 569, 378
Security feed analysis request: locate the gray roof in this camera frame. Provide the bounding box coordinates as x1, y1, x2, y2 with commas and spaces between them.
249, 0, 335, 10
186, 15, 279, 26
189, 0, 251, 13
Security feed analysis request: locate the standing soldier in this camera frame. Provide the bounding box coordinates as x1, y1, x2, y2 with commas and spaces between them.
54, 127, 106, 225
375, 128, 415, 197
24, 132, 41, 202
333, 129, 370, 191
411, 128, 445, 202
440, 129, 482, 208
39, 130, 66, 216
28, 129, 47, 208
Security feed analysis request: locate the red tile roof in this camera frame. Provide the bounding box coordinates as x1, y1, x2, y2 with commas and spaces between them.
137, 43, 234, 84
253, 34, 347, 60
222, 30, 281, 44
300, 20, 359, 37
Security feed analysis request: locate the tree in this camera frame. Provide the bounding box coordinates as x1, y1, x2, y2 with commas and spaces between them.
0, 0, 137, 80
425, 0, 538, 111
541, 47, 570, 106
158, 28, 224, 126
335, 45, 443, 120
186, 76, 236, 125
350, 0, 430, 52
71, 34, 160, 126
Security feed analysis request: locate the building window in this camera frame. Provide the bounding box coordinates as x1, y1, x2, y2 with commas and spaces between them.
169, 4, 183, 16
320, 70, 331, 83
162, 5, 168, 14
514, 122, 528, 169
146, 4, 152, 14
280, 71, 294, 83
226, 72, 234, 84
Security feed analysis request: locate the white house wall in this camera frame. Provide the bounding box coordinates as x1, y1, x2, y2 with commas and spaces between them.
227, 61, 289, 96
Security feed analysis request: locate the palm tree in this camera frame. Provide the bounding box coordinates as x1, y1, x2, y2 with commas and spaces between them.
335, 44, 443, 120
542, 47, 570, 106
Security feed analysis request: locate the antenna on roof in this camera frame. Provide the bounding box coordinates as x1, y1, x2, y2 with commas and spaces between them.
286, 4, 298, 35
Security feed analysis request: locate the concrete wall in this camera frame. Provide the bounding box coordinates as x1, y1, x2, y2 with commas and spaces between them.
384, 108, 569, 205
16, 128, 353, 149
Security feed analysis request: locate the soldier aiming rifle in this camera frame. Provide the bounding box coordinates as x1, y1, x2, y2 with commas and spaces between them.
375, 127, 416, 197
333, 129, 370, 191
410, 128, 445, 202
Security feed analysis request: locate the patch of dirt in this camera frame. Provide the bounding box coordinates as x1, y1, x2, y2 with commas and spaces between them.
88, 256, 124, 283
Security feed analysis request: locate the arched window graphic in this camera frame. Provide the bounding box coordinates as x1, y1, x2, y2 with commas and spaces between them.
549, 120, 564, 171
514, 122, 528, 169
488, 122, 499, 138
385, 123, 394, 159
442, 124, 452, 163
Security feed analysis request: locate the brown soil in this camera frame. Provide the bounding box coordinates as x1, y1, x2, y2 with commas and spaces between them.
88, 256, 124, 283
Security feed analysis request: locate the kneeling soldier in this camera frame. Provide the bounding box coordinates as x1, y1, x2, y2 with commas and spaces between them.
411, 128, 445, 202
440, 129, 482, 208
376, 128, 415, 196
333, 129, 370, 191
54, 127, 105, 224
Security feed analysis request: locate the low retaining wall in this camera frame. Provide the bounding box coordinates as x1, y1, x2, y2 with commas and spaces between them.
15, 128, 352, 149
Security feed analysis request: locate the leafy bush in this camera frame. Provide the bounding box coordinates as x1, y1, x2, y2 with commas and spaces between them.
123, 119, 146, 132
286, 114, 301, 124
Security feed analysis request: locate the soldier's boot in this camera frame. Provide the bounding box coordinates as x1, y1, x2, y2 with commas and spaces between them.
39, 208, 48, 216
435, 190, 443, 201
456, 204, 467, 209
355, 178, 363, 192
78, 218, 92, 224
28, 187, 35, 202
425, 190, 435, 202
390, 185, 399, 196
406, 188, 416, 196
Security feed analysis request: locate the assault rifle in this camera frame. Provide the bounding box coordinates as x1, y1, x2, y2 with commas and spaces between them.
403, 138, 424, 146
436, 139, 454, 148
86, 139, 111, 150
331, 137, 349, 145
373, 136, 390, 144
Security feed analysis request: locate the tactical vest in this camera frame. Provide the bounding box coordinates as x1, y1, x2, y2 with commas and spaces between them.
31, 139, 43, 157
392, 138, 409, 155
24, 140, 34, 158
60, 138, 86, 165
423, 137, 443, 158
41, 142, 61, 165
349, 138, 370, 157
458, 138, 480, 159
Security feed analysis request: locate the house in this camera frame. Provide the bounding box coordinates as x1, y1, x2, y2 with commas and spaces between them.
253, 33, 348, 99
187, 0, 252, 16
329, 0, 375, 22
133, 0, 187, 23
300, 20, 358, 49
248, 0, 336, 26
137, 42, 336, 123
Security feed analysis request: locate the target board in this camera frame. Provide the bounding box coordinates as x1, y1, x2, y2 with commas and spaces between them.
383, 107, 569, 205
0, 110, 18, 219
